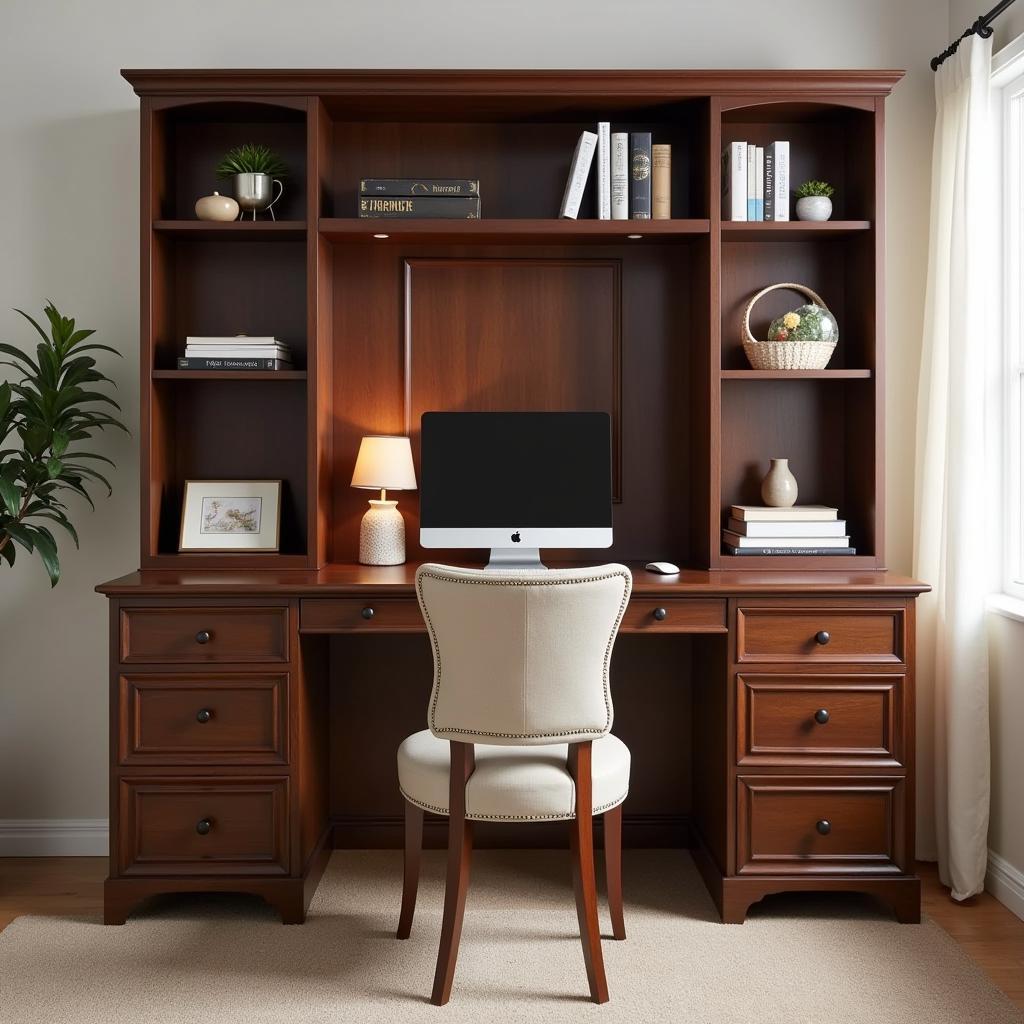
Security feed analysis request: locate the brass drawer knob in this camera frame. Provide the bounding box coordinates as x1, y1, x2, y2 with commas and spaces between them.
361, 607, 375, 620
196, 708, 213, 724
814, 708, 830, 725
196, 818, 213, 836
816, 819, 832, 836
195, 630, 211, 645
815, 630, 831, 646
653, 607, 668, 621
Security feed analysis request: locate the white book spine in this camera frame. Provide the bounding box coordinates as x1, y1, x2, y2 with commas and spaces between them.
185, 336, 278, 345
559, 131, 598, 219
772, 140, 790, 221
754, 146, 764, 220
746, 143, 756, 221
722, 142, 746, 221
611, 132, 629, 219
186, 347, 291, 359
597, 122, 611, 220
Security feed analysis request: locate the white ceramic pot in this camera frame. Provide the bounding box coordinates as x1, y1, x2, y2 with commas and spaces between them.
761, 458, 799, 508
795, 195, 833, 222
194, 191, 240, 222
359, 499, 406, 565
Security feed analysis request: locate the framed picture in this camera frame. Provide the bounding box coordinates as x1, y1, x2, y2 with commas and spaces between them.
179, 480, 281, 552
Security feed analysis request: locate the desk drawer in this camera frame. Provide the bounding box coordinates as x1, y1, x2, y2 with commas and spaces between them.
300, 597, 424, 633
117, 777, 289, 876
736, 604, 904, 664
118, 674, 287, 766
620, 598, 727, 634
737, 776, 904, 875
736, 674, 903, 767
120, 606, 288, 664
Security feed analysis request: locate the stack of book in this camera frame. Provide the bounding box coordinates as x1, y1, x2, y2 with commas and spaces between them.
357, 178, 481, 219
560, 124, 671, 221
178, 336, 293, 371
721, 141, 790, 221
723, 504, 855, 556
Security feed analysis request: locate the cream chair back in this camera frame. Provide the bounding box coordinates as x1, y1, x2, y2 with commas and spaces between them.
415, 564, 632, 746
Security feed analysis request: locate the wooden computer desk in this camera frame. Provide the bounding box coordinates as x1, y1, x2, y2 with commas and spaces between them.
98, 563, 925, 926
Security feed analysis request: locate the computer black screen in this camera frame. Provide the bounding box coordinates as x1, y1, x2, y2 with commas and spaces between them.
419, 412, 612, 529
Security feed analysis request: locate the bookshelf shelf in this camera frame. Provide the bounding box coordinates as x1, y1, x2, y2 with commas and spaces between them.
317, 217, 710, 244
153, 220, 307, 240
720, 369, 872, 380
152, 370, 308, 381
720, 220, 871, 240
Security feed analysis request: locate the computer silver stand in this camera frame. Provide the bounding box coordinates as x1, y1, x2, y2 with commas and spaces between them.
485, 547, 547, 571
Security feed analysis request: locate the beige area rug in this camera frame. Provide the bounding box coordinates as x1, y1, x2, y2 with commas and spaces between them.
0, 851, 1020, 1024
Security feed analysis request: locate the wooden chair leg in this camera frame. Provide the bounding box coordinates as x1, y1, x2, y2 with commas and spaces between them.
431, 741, 475, 1006
568, 742, 610, 1004
604, 802, 626, 940
397, 799, 424, 939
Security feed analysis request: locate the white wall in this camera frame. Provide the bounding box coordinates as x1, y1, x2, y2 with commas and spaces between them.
0, 0, 947, 833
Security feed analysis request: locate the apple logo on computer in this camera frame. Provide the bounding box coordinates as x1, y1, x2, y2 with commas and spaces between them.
511, 531, 521, 543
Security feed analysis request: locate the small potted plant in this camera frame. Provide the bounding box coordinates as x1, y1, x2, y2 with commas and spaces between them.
215, 144, 289, 220
794, 180, 834, 222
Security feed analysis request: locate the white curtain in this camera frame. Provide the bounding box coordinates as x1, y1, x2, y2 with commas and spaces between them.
914, 33, 996, 900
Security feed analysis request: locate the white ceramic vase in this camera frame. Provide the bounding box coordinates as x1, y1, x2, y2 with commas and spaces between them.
795, 195, 833, 222
194, 191, 240, 222
761, 458, 799, 508
358, 499, 406, 565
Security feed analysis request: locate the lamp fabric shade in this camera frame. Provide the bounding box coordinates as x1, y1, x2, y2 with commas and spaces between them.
351, 436, 417, 491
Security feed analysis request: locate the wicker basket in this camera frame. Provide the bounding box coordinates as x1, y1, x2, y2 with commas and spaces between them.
741, 282, 837, 371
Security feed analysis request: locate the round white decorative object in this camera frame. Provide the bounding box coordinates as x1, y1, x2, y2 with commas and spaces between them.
795, 195, 833, 222
359, 500, 406, 565
761, 458, 799, 508
195, 191, 240, 222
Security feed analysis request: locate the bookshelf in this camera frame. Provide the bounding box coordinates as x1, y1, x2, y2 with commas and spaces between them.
125, 69, 900, 571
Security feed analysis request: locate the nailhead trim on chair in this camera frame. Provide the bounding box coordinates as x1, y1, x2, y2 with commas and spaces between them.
399, 785, 629, 821
416, 567, 632, 741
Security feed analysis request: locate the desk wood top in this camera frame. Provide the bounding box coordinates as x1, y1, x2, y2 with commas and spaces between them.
97, 562, 929, 598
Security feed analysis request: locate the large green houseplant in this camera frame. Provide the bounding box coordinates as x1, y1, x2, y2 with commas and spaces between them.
0, 303, 126, 585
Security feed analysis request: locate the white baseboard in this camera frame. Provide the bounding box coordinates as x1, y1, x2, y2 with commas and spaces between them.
987, 848, 1024, 922
0, 819, 108, 857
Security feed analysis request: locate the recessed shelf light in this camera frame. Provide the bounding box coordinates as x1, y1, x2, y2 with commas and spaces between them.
627, 233, 643, 240
373, 233, 390, 239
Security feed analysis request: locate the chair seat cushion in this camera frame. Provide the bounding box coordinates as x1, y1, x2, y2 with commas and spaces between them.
397, 730, 630, 821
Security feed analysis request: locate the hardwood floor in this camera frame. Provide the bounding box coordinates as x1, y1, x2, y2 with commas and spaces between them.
1, 857, 1021, 1010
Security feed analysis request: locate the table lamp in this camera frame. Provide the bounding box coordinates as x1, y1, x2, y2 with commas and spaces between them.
350, 435, 417, 565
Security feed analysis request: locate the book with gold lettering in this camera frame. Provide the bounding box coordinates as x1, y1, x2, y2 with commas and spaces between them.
360, 178, 480, 196
357, 196, 481, 218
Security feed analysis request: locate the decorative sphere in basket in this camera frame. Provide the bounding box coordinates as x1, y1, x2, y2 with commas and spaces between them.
742, 282, 839, 371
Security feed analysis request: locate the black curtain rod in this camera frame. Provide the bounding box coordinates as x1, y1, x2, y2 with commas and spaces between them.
932, 0, 1018, 70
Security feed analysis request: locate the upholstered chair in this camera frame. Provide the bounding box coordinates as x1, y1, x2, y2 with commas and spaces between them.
396, 563, 633, 1005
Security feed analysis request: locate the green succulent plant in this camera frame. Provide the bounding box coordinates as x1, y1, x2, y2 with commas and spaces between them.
215, 143, 289, 179
0, 303, 127, 585
795, 179, 835, 199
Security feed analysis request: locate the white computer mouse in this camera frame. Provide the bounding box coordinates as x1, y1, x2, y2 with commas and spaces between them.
645, 561, 681, 575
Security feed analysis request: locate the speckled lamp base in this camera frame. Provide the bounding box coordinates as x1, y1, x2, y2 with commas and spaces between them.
358, 499, 406, 565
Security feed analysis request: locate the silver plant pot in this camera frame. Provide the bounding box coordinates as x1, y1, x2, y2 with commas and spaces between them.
232, 172, 284, 220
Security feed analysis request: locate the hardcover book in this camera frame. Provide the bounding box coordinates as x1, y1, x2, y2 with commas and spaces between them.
652, 143, 671, 219
629, 132, 652, 219
358, 196, 481, 218
177, 357, 294, 371
767, 141, 790, 221
611, 132, 629, 219
725, 545, 856, 556
597, 122, 611, 220
730, 504, 839, 522
184, 346, 291, 359
746, 143, 756, 221
764, 150, 775, 221
360, 178, 480, 196
726, 517, 847, 538
723, 531, 850, 548
559, 130, 598, 219
721, 142, 747, 221
754, 146, 764, 220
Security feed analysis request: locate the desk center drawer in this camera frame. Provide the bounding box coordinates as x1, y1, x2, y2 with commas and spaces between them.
620, 598, 726, 633
120, 606, 288, 664
300, 597, 425, 633
118, 674, 287, 765
736, 604, 905, 663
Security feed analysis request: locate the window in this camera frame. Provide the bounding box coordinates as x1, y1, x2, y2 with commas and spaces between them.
994, 39, 1024, 600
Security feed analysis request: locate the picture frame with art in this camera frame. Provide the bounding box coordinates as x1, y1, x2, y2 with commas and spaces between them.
179, 480, 282, 552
